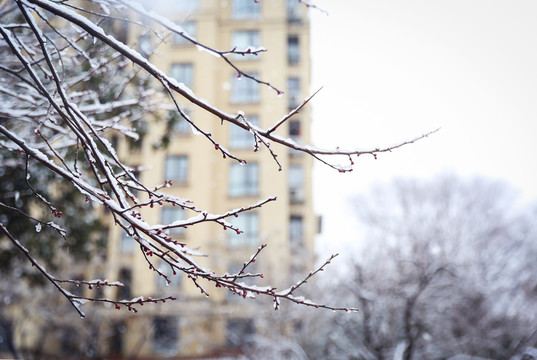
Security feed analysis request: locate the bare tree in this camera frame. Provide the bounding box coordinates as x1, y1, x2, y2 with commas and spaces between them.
298, 175, 537, 360
0, 0, 436, 318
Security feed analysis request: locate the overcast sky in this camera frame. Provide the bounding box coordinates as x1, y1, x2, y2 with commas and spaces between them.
309, 1, 537, 256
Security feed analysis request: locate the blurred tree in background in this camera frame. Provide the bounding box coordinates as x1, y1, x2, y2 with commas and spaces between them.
277, 175, 537, 360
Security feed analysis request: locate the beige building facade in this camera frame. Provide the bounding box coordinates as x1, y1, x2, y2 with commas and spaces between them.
103, 0, 315, 358
1, 1, 315, 358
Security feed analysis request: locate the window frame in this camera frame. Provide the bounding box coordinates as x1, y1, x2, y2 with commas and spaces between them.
170, 63, 194, 88
228, 162, 259, 197
287, 35, 299, 65
286, 0, 301, 22
164, 155, 189, 183
232, 0, 260, 19
287, 77, 301, 109
290, 215, 304, 247
229, 116, 258, 149
231, 73, 260, 104
288, 164, 304, 203
289, 119, 301, 139
288, 120, 302, 157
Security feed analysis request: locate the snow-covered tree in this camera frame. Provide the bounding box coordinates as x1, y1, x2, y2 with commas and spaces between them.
0, 0, 436, 318
295, 175, 537, 359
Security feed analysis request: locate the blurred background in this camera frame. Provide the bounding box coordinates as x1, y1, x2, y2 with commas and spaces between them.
1, 1, 537, 359
312, 0, 537, 259
308, 2, 537, 358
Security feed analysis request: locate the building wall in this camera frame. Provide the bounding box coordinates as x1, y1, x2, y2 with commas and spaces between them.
105, 0, 317, 356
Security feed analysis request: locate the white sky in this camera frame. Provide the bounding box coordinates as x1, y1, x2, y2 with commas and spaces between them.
309, 1, 537, 256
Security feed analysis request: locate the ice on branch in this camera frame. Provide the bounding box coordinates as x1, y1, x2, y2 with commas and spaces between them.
0, 0, 434, 319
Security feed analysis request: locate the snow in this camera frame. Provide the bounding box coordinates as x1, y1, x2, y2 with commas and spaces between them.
1, 0, 368, 318
196, 44, 220, 58
190, 124, 203, 135
245, 284, 272, 293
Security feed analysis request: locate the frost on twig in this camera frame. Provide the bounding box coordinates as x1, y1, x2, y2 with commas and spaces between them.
299, 0, 329, 16
0, 0, 435, 316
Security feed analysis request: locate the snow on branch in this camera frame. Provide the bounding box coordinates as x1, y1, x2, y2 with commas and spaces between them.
0, 0, 434, 316
298, 0, 329, 16
118, 1, 280, 93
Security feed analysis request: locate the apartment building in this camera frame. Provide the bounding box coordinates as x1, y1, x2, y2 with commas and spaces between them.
0, 0, 315, 358
101, 0, 315, 358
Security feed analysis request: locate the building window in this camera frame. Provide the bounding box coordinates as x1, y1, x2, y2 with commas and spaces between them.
290, 215, 303, 248
161, 207, 185, 236
172, 21, 196, 45
231, 73, 260, 104
170, 63, 193, 87
229, 162, 258, 197
120, 230, 136, 253
288, 35, 299, 65
230, 116, 258, 149
153, 317, 178, 356
165, 156, 188, 183
226, 318, 255, 348
287, 77, 300, 109
231, 30, 260, 60
288, 165, 304, 203
289, 120, 302, 156
289, 120, 301, 137
228, 212, 258, 247
117, 268, 132, 299
156, 260, 182, 289
109, 322, 126, 356
232, 0, 260, 19
287, 0, 301, 22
